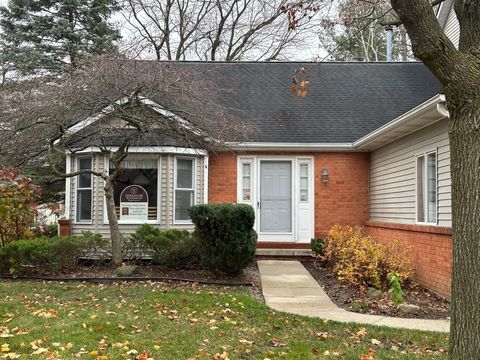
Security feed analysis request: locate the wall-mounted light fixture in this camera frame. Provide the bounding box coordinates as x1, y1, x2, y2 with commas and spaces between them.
322, 168, 329, 183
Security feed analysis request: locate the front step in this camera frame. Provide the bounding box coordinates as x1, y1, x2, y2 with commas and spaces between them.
256, 248, 313, 257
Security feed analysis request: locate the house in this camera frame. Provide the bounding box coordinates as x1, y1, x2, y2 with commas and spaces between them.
58, 61, 453, 298
436, 0, 460, 48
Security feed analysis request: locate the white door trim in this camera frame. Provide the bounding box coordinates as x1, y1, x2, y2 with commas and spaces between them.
237, 155, 314, 243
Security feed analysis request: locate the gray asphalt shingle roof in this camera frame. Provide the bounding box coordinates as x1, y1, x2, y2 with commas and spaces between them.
164, 61, 442, 143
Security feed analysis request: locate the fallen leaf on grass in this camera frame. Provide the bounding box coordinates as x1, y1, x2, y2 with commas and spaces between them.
360, 348, 375, 360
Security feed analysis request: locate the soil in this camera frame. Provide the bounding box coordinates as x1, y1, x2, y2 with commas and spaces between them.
302, 260, 450, 320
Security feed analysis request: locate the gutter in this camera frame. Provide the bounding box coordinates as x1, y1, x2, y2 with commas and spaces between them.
229, 142, 354, 152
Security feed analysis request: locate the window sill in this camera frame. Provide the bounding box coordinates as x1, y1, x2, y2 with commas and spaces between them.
174, 220, 194, 225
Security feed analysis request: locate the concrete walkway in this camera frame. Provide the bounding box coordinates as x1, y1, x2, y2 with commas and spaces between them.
258, 260, 450, 332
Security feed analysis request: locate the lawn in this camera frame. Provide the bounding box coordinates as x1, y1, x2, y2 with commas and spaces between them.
0, 281, 448, 359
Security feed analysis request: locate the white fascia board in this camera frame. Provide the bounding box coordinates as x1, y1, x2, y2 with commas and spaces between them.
229, 142, 355, 151
354, 94, 448, 150
71, 146, 207, 156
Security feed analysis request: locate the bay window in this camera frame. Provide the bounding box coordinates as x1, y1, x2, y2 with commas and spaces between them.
416, 151, 437, 224
175, 158, 195, 222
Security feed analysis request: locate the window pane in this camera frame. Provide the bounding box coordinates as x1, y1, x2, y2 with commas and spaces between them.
175, 190, 194, 221
111, 168, 158, 221
300, 177, 308, 189
78, 158, 92, 188
242, 176, 250, 190
79, 158, 92, 170
300, 189, 308, 202
243, 163, 250, 176
300, 164, 308, 177
176, 159, 193, 189
77, 189, 92, 221
427, 153, 437, 223
417, 156, 425, 222
242, 176, 251, 201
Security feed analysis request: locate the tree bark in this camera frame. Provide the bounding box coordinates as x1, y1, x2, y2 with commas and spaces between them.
447, 97, 480, 359
104, 178, 123, 267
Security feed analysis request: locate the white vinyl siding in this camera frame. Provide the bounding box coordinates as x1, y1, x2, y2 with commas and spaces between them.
369, 118, 451, 227
444, 9, 460, 48
70, 153, 206, 237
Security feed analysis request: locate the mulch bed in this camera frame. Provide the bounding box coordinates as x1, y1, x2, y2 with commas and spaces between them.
302, 259, 450, 320
1, 261, 264, 301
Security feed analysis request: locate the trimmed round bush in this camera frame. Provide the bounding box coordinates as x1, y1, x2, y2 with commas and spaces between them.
189, 203, 257, 274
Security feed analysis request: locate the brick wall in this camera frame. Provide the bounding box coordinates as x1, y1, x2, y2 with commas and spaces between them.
313, 152, 369, 237
208, 153, 238, 203
365, 221, 452, 299
208, 151, 370, 236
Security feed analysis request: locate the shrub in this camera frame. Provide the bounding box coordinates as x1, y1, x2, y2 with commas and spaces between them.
311, 237, 325, 256
0, 167, 41, 247
0, 232, 106, 275
189, 204, 257, 274
388, 272, 404, 306
127, 224, 197, 268
324, 225, 412, 290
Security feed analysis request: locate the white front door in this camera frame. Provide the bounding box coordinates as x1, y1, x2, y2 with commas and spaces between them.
259, 161, 292, 233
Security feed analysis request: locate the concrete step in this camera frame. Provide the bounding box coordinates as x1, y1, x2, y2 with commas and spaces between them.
256, 248, 312, 257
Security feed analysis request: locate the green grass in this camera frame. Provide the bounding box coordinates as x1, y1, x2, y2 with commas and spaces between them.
0, 281, 448, 359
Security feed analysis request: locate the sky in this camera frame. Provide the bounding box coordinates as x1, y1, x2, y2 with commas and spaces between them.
0, 0, 327, 61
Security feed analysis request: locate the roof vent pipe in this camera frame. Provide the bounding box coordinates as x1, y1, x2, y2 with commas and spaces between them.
385, 25, 393, 62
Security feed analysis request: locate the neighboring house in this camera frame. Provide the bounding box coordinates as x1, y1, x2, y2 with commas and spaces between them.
59, 61, 453, 298
437, 0, 459, 47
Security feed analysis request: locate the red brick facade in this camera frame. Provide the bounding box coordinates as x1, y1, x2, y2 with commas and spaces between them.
208, 151, 453, 298
365, 221, 452, 298
208, 151, 370, 236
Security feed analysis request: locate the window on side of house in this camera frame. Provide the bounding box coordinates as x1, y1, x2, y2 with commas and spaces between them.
416, 151, 437, 224
76, 157, 93, 222
175, 158, 195, 223
109, 157, 159, 222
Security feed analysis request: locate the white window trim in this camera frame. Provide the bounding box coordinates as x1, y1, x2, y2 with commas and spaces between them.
103, 155, 161, 225
238, 158, 254, 204
415, 149, 438, 226
75, 156, 93, 224
174, 156, 196, 225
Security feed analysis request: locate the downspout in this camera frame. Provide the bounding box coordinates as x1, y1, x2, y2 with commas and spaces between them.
385, 25, 393, 62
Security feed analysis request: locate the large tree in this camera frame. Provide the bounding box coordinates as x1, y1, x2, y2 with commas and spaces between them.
0, 56, 248, 266
389, 2, 480, 357
0, 0, 120, 77
120, 0, 322, 61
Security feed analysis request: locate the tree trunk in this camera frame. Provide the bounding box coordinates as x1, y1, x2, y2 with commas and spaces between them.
104, 179, 123, 267
448, 97, 480, 359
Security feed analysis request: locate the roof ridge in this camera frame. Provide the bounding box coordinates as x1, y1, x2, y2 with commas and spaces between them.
119, 59, 423, 65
